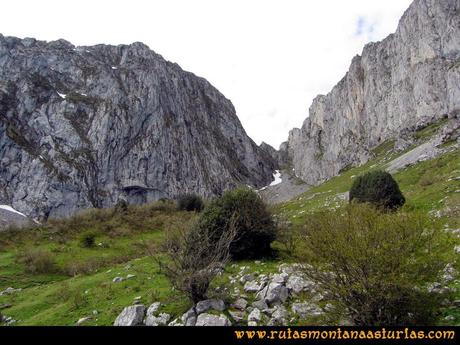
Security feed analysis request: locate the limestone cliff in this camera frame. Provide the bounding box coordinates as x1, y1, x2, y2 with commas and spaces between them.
286, 0, 459, 185
0, 36, 276, 219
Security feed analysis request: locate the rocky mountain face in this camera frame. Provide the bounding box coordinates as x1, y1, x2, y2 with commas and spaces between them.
285, 0, 459, 186
0, 35, 276, 220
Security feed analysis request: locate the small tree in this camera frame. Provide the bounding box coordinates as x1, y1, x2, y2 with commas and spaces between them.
160, 216, 237, 303
177, 194, 204, 212
350, 170, 405, 210
298, 203, 455, 326
196, 188, 276, 260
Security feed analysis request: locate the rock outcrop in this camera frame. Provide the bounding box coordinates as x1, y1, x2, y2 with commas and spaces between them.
285, 0, 459, 186
0, 35, 276, 220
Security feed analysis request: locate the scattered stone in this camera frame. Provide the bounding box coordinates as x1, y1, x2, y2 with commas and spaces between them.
232, 298, 248, 311
239, 274, 255, 284
248, 321, 258, 326
145, 313, 171, 326
195, 313, 231, 326
168, 318, 184, 326
126, 274, 136, 279
76, 316, 92, 325
256, 282, 289, 306
113, 305, 146, 326
181, 307, 197, 326
112, 277, 124, 283
244, 280, 265, 293
269, 305, 288, 326
0, 287, 22, 296
248, 308, 262, 323
444, 315, 455, 322
252, 299, 268, 310
291, 302, 323, 318
92, 310, 98, 315
146, 302, 161, 316
195, 299, 225, 315
286, 275, 314, 294
271, 273, 288, 284
229, 310, 245, 323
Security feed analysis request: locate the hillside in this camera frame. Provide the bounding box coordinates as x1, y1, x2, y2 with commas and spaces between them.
1, 125, 458, 326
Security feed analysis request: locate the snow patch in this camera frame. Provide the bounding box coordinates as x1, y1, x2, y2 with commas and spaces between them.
57, 92, 66, 99
111, 66, 118, 70
0, 205, 27, 218
269, 170, 282, 186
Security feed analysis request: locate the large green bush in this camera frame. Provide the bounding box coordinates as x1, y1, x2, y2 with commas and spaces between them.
298, 203, 455, 326
195, 188, 276, 260
177, 194, 204, 212
349, 170, 405, 210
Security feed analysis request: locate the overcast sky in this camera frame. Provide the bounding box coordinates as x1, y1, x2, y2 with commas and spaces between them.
1, 0, 413, 148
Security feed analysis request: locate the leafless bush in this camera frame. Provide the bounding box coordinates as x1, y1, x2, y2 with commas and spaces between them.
159, 215, 238, 303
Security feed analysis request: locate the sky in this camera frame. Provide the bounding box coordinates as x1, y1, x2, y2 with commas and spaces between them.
0, 0, 413, 148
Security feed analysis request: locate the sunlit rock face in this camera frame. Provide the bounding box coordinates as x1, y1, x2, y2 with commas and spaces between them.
0, 36, 275, 219
286, 0, 459, 185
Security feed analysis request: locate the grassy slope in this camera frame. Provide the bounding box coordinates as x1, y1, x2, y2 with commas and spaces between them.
0, 126, 459, 326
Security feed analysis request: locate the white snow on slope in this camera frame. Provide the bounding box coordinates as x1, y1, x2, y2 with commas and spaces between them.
269, 170, 282, 186
0, 205, 27, 218
57, 92, 66, 99
258, 170, 283, 191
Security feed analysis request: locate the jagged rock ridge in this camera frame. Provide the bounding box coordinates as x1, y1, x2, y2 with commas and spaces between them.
286, 0, 459, 185
0, 35, 276, 220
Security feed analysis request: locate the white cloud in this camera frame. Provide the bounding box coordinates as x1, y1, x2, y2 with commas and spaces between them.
0, 0, 413, 148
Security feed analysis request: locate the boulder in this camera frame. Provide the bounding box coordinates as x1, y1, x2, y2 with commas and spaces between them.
244, 280, 265, 293
195, 299, 225, 315
231, 298, 248, 311
181, 307, 197, 326
286, 275, 315, 294
256, 282, 289, 306
114, 305, 146, 326
195, 313, 231, 326
145, 313, 171, 326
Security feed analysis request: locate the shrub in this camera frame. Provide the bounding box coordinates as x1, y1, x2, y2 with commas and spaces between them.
177, 194, 204, 212
114, 199, 129, 214
298, 204, 455, 326
17, 248, 57, 274
349, 170, 405, 210
79, 230, 96, 248
196, 188, 276, 260
160, 216, 237, 303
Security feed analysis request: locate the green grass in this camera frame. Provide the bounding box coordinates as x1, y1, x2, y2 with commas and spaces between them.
1, 130, 459, 326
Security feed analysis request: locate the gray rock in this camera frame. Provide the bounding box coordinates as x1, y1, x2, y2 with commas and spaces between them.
271, 273, 289, 284
285, 0, 460, 187
286, 275, 314, 294
291, 302, 323, 318
231, 298, 248, 311
145, 313, 171, 326
168, 318, 184, 326
248, 308, 262, 323
268, 306, 288, 326
256, 282, 289, 306
195, 299, 225, 315
112, 277, 124, 283
76, 316, 91, 325
239, 274, 255, 284
0, 287, 22, 296
244, 280, 265, 293
195, 313, 231, 326
113, 305, 146, 326
0, 34, 276, 221
228, 310, 245, 323
181, 307, 197, 326
146, 302, 161, 317
251, 299, 268, 311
